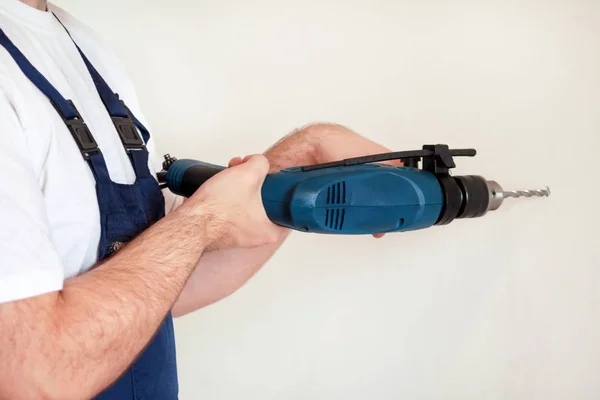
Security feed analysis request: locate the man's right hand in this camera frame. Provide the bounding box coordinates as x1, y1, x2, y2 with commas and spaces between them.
187, 153, 281, 250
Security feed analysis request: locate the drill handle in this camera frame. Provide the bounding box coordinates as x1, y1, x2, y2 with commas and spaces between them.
163, 159, 226, 197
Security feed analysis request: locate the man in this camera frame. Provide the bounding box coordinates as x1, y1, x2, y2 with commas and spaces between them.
0, 0, 395, 399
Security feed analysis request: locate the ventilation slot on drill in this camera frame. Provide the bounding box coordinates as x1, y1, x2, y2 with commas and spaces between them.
325, 181, 347, 230
326, 181, 347, 205
325, 208, 346, 230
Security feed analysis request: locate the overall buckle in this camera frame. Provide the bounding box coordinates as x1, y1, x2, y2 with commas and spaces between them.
65, 118, 100, 160
113, 115, 145, 151
56, 100, 100, 160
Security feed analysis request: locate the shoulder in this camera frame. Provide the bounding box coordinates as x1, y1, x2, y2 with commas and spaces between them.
48, 3, 120, 63
48, 3, 155, 133
48, 3, 138, 103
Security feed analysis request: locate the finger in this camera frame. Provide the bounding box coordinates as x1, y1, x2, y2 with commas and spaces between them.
243, 154, 270, 176
372, 233, 385, 238
228, 157, 243, 167
234, 154, 270, 186
237, 154, 269, 175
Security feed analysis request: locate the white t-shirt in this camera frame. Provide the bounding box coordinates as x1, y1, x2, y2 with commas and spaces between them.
0, 0, 182, 303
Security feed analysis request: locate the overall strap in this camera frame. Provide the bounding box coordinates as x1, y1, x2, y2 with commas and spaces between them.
0, 27, 111, 184
53, 15, 152, 179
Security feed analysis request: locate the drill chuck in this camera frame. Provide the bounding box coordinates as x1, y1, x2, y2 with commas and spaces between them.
435, 175, 550, 226
432, 175, 496, 225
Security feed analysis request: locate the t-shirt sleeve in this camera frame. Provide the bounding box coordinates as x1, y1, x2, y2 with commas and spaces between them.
0, 88, 64, 304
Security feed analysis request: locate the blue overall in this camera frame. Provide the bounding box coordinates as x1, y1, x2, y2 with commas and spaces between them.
0, 18, 179, 400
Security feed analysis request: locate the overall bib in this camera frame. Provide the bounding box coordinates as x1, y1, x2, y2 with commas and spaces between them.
0, 18, 179, 400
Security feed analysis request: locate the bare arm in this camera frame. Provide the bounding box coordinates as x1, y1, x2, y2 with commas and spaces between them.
172, 123, 400, 316
0, 155, 276, 400
0, 200, 208, 400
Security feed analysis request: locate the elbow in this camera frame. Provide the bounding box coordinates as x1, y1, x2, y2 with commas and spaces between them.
0, 293, 93, 400
32, 388, 71, 400
2, 380, 67, 400
171, 285, 240, 318
299, 122, 355, 142
43, 388, 87, 400
36, 382, 88, 400
3, 333, 90, 399
4, 369, 86, 400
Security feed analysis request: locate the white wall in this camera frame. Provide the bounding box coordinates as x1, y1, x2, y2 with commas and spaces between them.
52, 0, 600, 398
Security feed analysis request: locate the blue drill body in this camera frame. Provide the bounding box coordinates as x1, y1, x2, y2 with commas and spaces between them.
164, 159, 446, 234
159, 145, 546, 235
262, 164, 443, 234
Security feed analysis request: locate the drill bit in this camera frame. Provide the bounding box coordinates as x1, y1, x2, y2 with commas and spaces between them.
485, 181, 550, 212
503, 186, 551, 198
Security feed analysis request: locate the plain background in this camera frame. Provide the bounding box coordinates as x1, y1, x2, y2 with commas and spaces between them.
52, 0, 599, 399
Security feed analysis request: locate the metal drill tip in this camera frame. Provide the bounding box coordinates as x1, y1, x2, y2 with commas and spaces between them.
503, 186, 551, 198
485, 181, 550, 212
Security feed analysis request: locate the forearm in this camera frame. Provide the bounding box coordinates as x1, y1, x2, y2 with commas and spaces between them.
172, 239, 286, 315
1, 198, 212, 400
173, 123, 397, 316
171, 143, 297, 316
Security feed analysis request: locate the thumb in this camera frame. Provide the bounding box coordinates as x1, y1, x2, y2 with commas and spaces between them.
237, 154, 270, 186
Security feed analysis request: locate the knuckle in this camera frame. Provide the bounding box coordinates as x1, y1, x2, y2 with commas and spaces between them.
242, 170, 258, 186
267, 233, 279, 244
248, 154, 269, 172
262, 227, 279, 244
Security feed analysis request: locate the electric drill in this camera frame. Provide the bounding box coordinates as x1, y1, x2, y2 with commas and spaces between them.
157, 144, 549, 234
